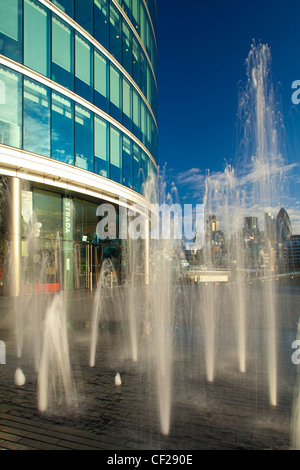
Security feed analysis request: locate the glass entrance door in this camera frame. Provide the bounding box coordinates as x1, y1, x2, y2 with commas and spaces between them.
73, 241, 101, 290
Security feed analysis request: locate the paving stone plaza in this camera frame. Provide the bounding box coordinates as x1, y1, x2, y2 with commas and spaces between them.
0, 284, 299, 452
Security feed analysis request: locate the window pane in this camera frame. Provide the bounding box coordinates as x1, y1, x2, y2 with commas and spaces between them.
0, 66, 22, 148
133, 143, 141, 193
141, 101, 146, 145
132, 89, 140, 138
110, 65, 122, 122
122, 21, 132, 75
75, 104, 93, 171
110, 126, 121, 183
122, 135, 132, 188
51, 91, 74, 165
94, 50, 109, 112
52, 16, 73, 90
122, 78, 131, 130
52, 0, 74, 18
132, 37, 140, 87
75, 0, 93, 35
141, 151, 148, 194
132, 0, 139, 34
75, 33, 93, 101
109, 3, 121, 63
94, 116, 109, 177
140, 51, 147, 96
24, 0, 50, 77
33, 188, 62, 241
0, 0, 22, 62
24, 78, 50, 157
122, 0, 131, 20
94, 0, 108, 50
140, 2, 146, 45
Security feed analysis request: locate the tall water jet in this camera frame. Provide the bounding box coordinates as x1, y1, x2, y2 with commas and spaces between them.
240, 42, 285, 406
38, 291, 77, 413
90, 258, 115, 368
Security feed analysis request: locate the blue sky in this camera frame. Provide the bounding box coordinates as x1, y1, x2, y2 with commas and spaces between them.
156, 0, 300, 232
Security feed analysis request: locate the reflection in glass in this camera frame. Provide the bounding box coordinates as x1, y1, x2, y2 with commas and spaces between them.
122, 135, 133, 189
51, 91, 74, 165
131, 0, 139, 34
110, 65, 122, 123
94, 115, 109, 178
33, 188, 62, 241
94, 0, 108, 50
75, 33, 93, 102
141, 151, 148, 195
122, 78, 132, 130
141, 101, 146, 146
75, 104, 93, 172
132, 89, 140, 139
94, 50, 109, 113
52, 15, 73, 90
109, 3, 121, 64
52, 0, 74, 18
122, 21, 132, 75
24, 78, 50, 157
110, 126, 122, 183
0, 66, 22, 149
122, 0, 131, 20
0, 0, 22, 63
133, 143, 141, 193
132, 36, 140, 88
24, 0, 50, 77
75, 0, 93, 35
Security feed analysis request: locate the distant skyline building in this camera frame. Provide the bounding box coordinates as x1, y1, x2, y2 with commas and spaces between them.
0, 0, 158, 294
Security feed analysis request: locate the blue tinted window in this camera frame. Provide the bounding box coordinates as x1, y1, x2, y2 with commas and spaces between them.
131, 0, 139, 34
52, 15, 74, 90
133, 143, 141, 193
141, 151, 148, 195
75, 33, 93, 102
110, 126, 122, 183
110, 65, 122, 122
75, 104, 93, 171
122, 135, 132, 189
75, 0, 93, 35
141, 101, 146, 146
94, 50, 109, 113
122, 0, 131, 20
140, 51, 147, 97
122, 21, 132, 75
52, 0, 74, 17
109, 3, 121, 63
94, 115, 109, 178
94, 0, 109, 50
132, 89, 140, 139
24, 0, 50, 77
0, 66, 22, 149
24, 78, 50, 157
122, 78, 131, 131
0, 0, 22, 63
132, 37, 140, 88
52, 91, 74, 165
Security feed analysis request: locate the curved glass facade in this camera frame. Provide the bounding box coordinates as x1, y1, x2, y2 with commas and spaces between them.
0, 0, 158, 195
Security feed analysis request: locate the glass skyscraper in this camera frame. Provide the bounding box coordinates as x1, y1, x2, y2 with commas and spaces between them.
0, 0, 158, 294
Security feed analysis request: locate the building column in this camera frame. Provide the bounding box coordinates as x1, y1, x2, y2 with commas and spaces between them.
9, 177, 22, 297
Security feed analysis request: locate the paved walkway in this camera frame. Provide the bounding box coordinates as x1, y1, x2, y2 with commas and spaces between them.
0, 287, 299, 452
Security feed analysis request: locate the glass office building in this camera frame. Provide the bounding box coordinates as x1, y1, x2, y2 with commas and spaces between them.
0, 0, 158, 294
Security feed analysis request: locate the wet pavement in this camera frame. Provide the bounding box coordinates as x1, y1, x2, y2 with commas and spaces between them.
0, 286, 299, 454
